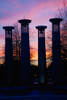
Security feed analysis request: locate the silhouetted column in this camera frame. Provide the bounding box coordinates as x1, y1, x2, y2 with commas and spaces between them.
18, 19, 31, 86
3, 26, 14, 85
36, 26, 47, 84
49, 18, 63, 84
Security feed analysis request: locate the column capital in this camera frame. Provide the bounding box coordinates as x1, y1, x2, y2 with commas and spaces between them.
36, 25, 47, 30
18, 19, 31, 24
49, 18, 63, 24
3, 26, 14, 30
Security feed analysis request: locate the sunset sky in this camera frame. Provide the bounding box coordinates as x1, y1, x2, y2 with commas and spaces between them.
0, 0, 66, 64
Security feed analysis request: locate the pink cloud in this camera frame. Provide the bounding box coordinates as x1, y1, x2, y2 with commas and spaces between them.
8, 0, 22, 8
0, 34, 5, 39
0, 0, 66, 26
0, 0, 66, 58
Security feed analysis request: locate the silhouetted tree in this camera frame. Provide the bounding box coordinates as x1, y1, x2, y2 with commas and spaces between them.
12, 22, 21, 61
55, 1, 67, 60
47, 1, 67, 60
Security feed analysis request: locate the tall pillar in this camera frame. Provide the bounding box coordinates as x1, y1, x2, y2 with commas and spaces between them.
49, 18, 63, 84
36, 26, 47, 84
18, 19, 31, 86
3, 26, 14, 85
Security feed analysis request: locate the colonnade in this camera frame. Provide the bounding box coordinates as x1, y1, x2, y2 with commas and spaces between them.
3, 18, 63, 86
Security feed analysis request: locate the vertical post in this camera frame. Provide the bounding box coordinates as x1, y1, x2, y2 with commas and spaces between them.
18, 19, 31, 86
49, 18, 63, 85
3, 26, 14, 86
36, 26, 47, 84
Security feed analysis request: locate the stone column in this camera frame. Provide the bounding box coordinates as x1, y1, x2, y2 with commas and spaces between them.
36, 26, 47, 84
3, 26, 14, 86
49, 18, 63, 84
18, 19, 31, 86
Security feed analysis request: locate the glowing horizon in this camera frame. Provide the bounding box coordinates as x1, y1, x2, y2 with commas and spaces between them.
0, 0, 66, 64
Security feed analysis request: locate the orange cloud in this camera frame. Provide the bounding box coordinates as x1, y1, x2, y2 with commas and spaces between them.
30, 48, 38, 61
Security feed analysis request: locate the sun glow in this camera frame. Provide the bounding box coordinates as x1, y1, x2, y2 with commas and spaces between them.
30, 49, 52, 67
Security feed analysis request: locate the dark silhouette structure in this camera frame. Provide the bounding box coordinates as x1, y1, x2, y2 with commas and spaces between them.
3, 26, 14, 86
18, 19, 31, 86
1, 17, 65, 87
36, 26, 47, 84
49, 18, 63, 84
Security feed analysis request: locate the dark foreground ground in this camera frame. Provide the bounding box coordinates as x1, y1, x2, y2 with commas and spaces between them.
0, 85, 67, 100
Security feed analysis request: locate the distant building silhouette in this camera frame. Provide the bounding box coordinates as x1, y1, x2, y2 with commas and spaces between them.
18, 19, 31, 86
49, 18, 63, 84
36, 26, 47, 84
3, 26, 14, 86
